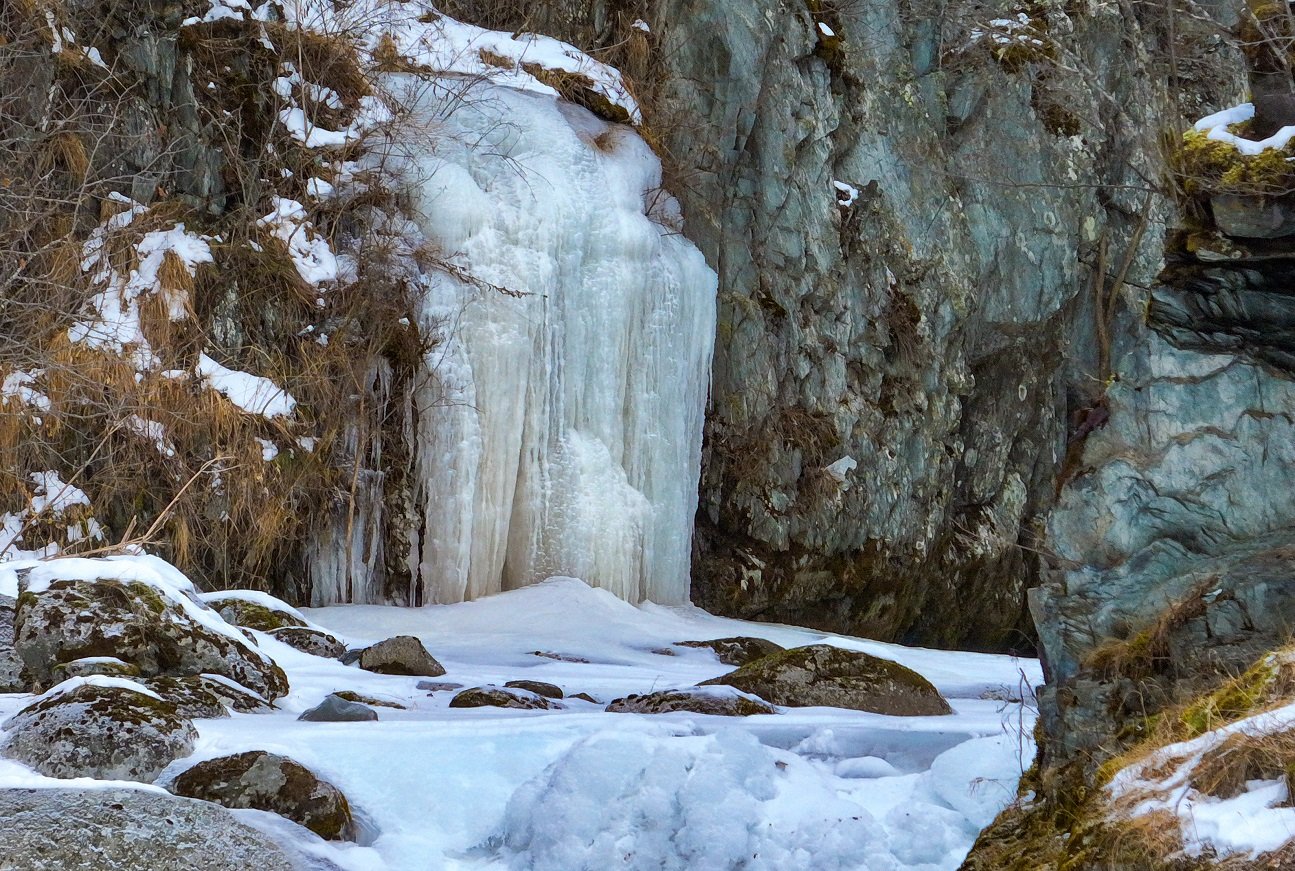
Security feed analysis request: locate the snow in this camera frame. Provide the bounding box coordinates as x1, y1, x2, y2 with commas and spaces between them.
818, 21, 836, 38
834, 179, 860, 206
1107, 700, 1295, 860
0, 472, 103, 562
375, 76, 715, 607
0, 557, 1038, 870
1, 370, 51, 416
1193, 101, 1295, 155
124, 415, 177, 458
29, 675, 165, 704
196, 353, 297, 418
825, 455, 858, 487
257, 197, 340, 287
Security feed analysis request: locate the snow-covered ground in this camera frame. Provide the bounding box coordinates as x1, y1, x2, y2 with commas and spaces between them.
1, 576, 1039, 870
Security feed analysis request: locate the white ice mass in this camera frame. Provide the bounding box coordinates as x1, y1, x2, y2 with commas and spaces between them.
383, 77, 716, 607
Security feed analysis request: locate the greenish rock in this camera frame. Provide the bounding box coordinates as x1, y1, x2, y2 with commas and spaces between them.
170, 750, 356, 841
503, 679, 563, 699
206, 596, 305, 633
332, 690, 406, 709
270, 626, 347, 658
142, 674, 271, 719
675, 636, 784, 666
701, 644, 951, 716
0, 788, 311, 870
1, 682, 197, 782
357, 635, 445, 677
449, 686, 554, 710
606, 687, 776, 717
51, 657, 141, 681
298, 693, 379, 722
13, 578, 289, 700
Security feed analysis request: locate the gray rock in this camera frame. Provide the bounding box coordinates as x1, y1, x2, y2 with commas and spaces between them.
701, 644, 951, 716
0, 787, 305, 870
503, 679, 563, 699
606, 687, 776, 717
206, 596, 306, 633
0, 595, 24, 692
14, 576, 289, 700
1210, 193, 1295, 239
270, 626, 347, 659
448, 686, 553, 710
416, 680, 463, 692
675, 636, 784, 666
170, 751, 356, 841
298, 693, 379, 722
356, 635, 445, 677
1, 681, 196, 781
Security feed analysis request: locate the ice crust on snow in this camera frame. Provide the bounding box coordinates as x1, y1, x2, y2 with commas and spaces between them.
379, 78, 716, 608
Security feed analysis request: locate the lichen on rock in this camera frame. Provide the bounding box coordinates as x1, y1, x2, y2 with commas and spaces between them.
607, 686, 776, 717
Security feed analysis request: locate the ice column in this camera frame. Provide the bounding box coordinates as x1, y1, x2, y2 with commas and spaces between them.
400, 80, 717, 605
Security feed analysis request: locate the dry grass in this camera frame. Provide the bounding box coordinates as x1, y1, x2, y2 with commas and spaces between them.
1086, 582, 1218, 681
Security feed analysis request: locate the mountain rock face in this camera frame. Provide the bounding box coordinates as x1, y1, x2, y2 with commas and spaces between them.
445, 0, 1246, 648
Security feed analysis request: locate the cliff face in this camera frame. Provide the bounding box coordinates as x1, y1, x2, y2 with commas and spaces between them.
449, 0, 1244, 648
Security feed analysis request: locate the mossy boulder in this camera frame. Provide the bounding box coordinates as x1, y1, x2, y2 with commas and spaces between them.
675, 636, 785, 666
0, 787, 304, 870
449, 686, 554, 710
269, 626, 347, 658
14, 578, 289, 700
205, 596, 305, 633
0, 595, 24, 692
51, 657, 141, 681
356, 635, 445, 677
1, 680, 196, 781
700, 644, 952, 716
170, 751, 356, 841
143, 675, 272, 719
606, 686, 776, 716
503, 679, 563, 699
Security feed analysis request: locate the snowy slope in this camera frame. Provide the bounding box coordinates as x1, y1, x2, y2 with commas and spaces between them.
1, 576, 1038, 870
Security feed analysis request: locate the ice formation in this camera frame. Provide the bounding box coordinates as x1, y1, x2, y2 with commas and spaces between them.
389, 77, 716, 606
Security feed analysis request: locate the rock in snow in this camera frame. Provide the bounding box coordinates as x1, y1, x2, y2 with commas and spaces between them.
356, 635, 445, 676
170, 751, 356, 841
606, 685, 777, 717
675, 636, 785, 666
0, 787, 315, 870
298, 693, 380, 722
702, 644, 953, 716
1, 680, 196, 781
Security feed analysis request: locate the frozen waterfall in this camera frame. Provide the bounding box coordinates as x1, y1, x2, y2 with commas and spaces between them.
393, 79, 716, 605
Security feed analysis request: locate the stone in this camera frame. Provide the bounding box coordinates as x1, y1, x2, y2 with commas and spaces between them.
606, 686, 776, 716
14, 578, 289, 700
530, 650, 590, 663
143, 675, 271, 719
701, 645, 951, 716
675, 636, 785, 666
298, 693, 379, 722
205, 595, 305, 633
503, 679, 563, 699
332, 690, 406, 709
1, 681, 197, 781
170, 751, 356, 841
0, 787, 309, 870
0, 595, 27, 692
417, 680, 463, 692
1210, 193, 1295, 239
51, 657, 141, 681
270, 626, 347, 658
356, 635, 445, 676
449, 686, 554, 710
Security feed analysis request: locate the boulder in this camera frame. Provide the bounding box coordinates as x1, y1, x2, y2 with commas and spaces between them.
170, 751, 356, 841
0, 595, 25, 692
675, 636, 785, 666
14, 577, 288, 700
270, 626, 347, 658
143, 675, 271, 719
331, 690, 406, 709
356, 635, 445, 677
204, 595, 305, 632
298, 693, 379, 722
51, 656, 141, 681
1, 680, 196, 781
416, 680, 463, 692
607, 686, 776, 716
449, 686, 554, 710
700, 644, 952, 716
503, 679, 563, 699
0, 787, 309, 870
